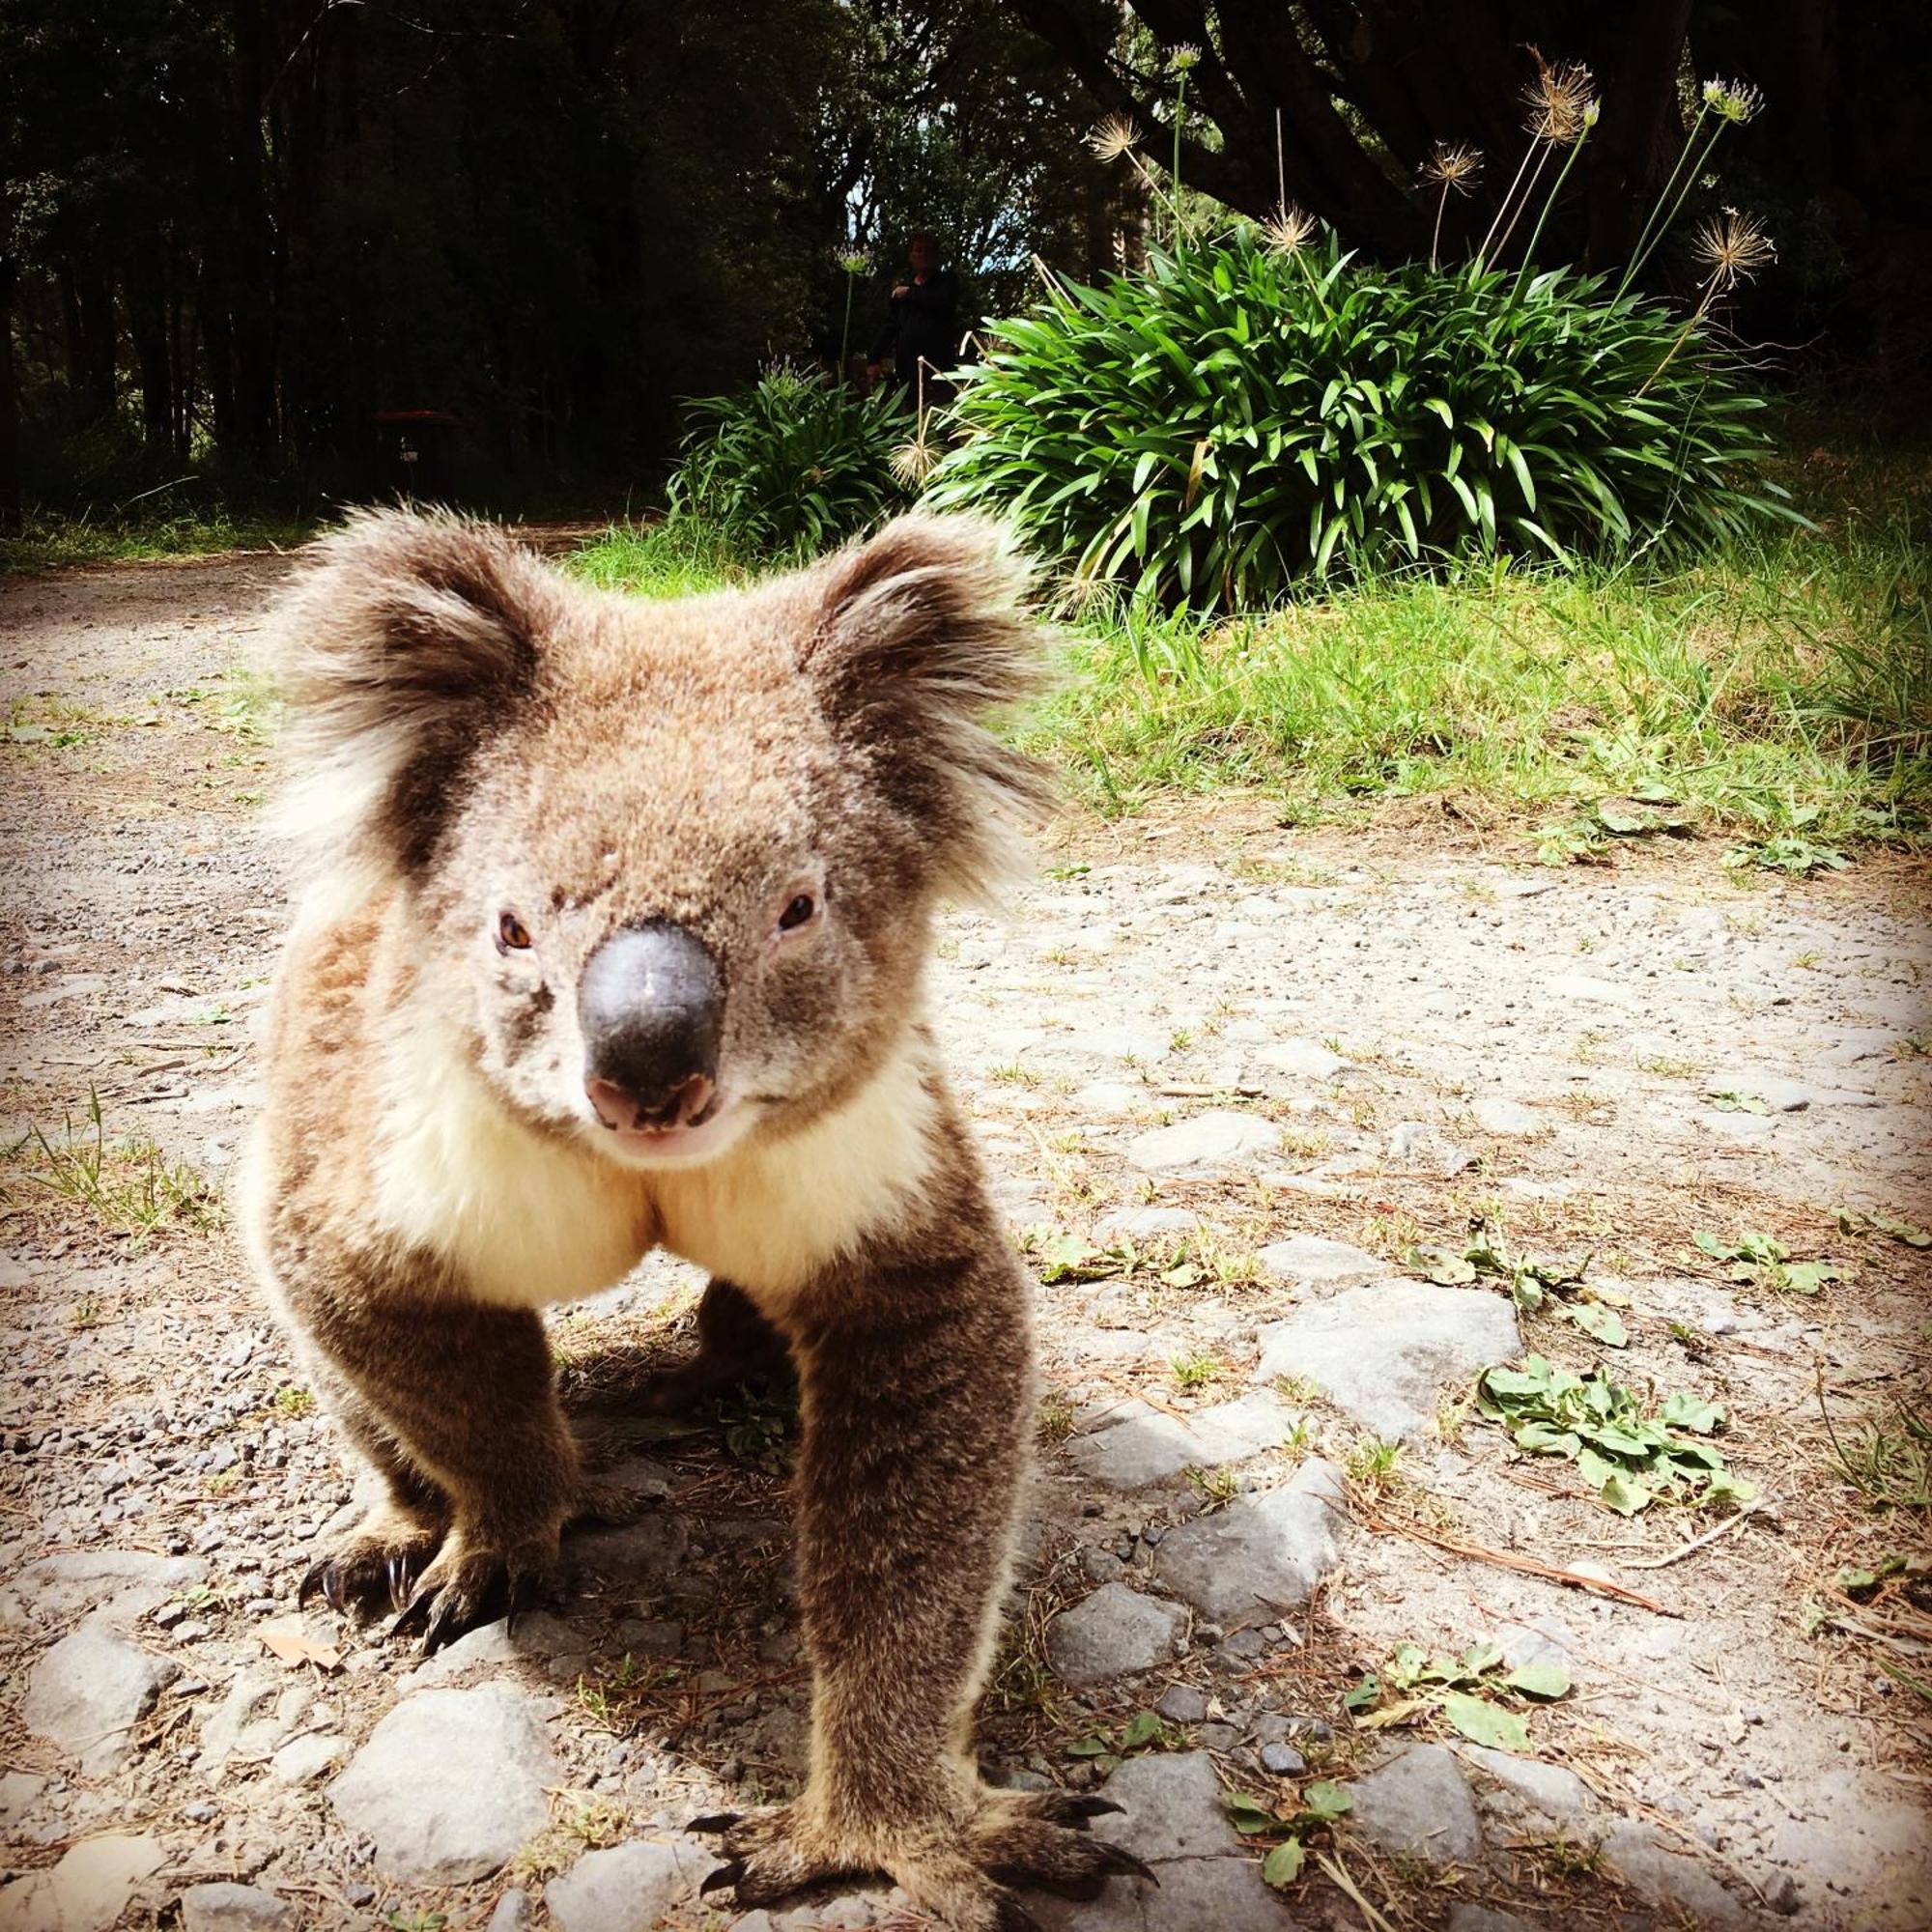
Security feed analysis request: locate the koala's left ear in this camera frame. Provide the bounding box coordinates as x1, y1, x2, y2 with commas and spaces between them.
802, 512, 1056, 897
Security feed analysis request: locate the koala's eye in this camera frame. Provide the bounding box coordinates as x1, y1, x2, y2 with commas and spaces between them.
778, 894, 817, 932
496, 911, 534, 953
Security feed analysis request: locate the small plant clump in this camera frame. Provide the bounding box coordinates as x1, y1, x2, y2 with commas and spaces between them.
1226, 1777, 1353, 1890
5, 1091, 221, 1246
1693, 1228, 1841, 1296
1477, 1354, 1752, 1514
1343, 1637, 1573, 1750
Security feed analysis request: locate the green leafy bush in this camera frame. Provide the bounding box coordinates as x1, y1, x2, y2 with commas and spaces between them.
666, 365, 912, 557
928, 236, 1792, 608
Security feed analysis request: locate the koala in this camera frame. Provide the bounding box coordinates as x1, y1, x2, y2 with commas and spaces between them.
239, 509, 1150, 1930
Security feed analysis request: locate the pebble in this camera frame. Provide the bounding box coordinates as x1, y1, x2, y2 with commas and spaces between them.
1125, 1110, 1281, 1174
21, 1615, 180, 1776
1155, 1684, 1208, 1724
1259, 1743, 1305, 1776
329, 1682, 559, 1883
1350, 1744, 1484, 1864
544, 1839, 711, 1931
179, 1883, 298, 1932
1153, 1459, 1347, 1622
1256, 1280, 1520, 1439
1253, 1235, 1383, 1291
1045, 1583, 1187, 1687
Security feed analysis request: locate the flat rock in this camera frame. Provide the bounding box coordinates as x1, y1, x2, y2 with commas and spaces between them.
407, 1610, 580, 1685
1257, 1281, 1520, 1439
180, 1883, 299, 1932
1098, 1750, 1234, 1861
1254, 1235, 1382, 1291
1385, 1121, 1474, 1179
0, 1548, 206, 1627
487, 1892, 531, 1932
1470, 1097, 1543, 1136
1127, 1111, 1281, 1174
544, 1839, 710, 1932
1067, 1391, 1296, 1492
1253, 1039, 1347, 1080
20, 1833, 166, 1932
1152, 1460, 1346, 1623
0, 1772, 47, 1829
21, 1614, 180, 1775
1046, 1583, 1187, 1687
1349, 1744, 1483, 1866
330, 1682, 558, 1883
1707, 1072, 1877, 1112
1033, 1849, 1297, 1930
1459, 1745, 1595, 1828
269, 1733, 349, 1786
1448, 1910, 1538, 1932
1601, 1822, 1746, 1925
1092, 1206, 1199, 1244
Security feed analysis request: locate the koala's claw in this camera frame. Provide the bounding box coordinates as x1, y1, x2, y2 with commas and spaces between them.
388, 1540, 556, 1654
299, 1521, 440, 1622
698, 1861, 747, 1897
687, 1812, 744, 1834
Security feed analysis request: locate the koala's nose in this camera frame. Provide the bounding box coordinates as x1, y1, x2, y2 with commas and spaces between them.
579, 923, 724, 1132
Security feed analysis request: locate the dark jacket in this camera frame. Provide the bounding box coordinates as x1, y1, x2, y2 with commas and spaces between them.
869, 267, 961, 377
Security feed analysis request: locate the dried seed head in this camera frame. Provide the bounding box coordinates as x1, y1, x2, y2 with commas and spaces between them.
1419, 142, 1485, 193
1260, 203, 1318, 257
1521, 50, 1598, 144
1169, 43, 1202, 73
1085, 115, 1142, 163
1693, 206, 1776, 289
890, 439, 937, 486
1701, 77, 1765, 125
836, 250, 870, 276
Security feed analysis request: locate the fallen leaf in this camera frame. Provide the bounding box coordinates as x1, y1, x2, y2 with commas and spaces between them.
260, 1625, 342, 1671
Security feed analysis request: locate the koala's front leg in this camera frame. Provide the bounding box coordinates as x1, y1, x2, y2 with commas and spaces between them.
284, 1264, 582, 1651
698, 1242, 1149, 1931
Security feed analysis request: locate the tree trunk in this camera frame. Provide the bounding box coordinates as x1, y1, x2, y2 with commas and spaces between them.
0, 255, 22, 530
1584, 0, 1694, 270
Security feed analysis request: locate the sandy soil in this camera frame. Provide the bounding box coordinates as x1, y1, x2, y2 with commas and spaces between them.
2, 552, 1927, 1932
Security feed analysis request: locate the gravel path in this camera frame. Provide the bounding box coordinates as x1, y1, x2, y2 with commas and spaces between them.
3, 554, 1928, 1932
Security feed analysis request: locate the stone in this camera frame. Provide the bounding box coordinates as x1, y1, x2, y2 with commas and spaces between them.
1544, 974, 1626, 1005
329, 1682, 559, 1883
44, 1834, 165, 1932
1706, 1073, 1877, 1112
1494, 1619, 1574, 1675
1601, 1823, 1746, 1925
1098, 1751, 1234, 1861
0, 1771, 47, 1829
1069, 1082, 1145, 1119
1152, 1460, 1347, 1623
0, 1548, 206, 1627
1256, 1281, 1520, 1439
1253, 1039, 1346, 1080
1155, 1685, 1208, 1724
199, 1668, 307, 1771
407, 1611, 580, 1684
544, 1839, 710, 1932
1068, 1392, 1298, 1492
1470, 1097, 1542, 1136
1448, 1910, 1537, 1932
1385, 1121, 1474, 1178
1034, 1851, 1297, 1930
1126, 1111, 1281, 1174
1350, 1745, 1483, 1865
21, 1614, 181, 1775
1459, 1745, 1594, 1828
1092, 1206, 1198, 1244
180, 1883, 298, 1932
487, 1892, 531, 1932
1046, 1584, 1187, 1687
1259, 1744, 1305, 1776
1254, 1236, 1383, 1291
269, 1732, 349, 1785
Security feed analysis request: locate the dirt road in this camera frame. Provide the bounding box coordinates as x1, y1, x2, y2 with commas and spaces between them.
3, 554, 1928, 1931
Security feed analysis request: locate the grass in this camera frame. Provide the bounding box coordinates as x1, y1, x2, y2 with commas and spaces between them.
0, 507, 311, 575
3, 1093, 221, 1245
567, 470, 1927, 854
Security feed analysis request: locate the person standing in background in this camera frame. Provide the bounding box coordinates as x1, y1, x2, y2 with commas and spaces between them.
867, 232, 960, 409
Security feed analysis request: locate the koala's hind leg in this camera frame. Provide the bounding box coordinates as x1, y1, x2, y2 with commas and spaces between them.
566, 1278, 792, 1420
280, 1261, 582, 1651
697, 1238, 1149, 1931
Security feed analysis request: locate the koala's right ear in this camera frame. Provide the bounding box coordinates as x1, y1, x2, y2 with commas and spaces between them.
269, 508, 562, 875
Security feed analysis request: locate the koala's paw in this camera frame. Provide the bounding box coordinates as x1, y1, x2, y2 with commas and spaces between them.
298, 1510, 445, 1620
691, 1789, 1151, 1931
566, 1471, 654, 1526
387, 1527, 558, 1654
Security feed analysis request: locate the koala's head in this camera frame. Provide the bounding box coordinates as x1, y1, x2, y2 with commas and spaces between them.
273, 508, 1052, 1168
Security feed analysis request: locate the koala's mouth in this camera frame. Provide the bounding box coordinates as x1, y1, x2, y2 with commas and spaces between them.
586, 1092, 754, 1170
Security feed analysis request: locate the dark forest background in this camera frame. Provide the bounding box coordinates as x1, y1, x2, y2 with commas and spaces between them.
3, 0, 1926, 527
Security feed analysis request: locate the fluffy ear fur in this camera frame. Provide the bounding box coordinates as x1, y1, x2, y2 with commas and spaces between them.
801, 512, 1057, 899
270, 507, 562, 879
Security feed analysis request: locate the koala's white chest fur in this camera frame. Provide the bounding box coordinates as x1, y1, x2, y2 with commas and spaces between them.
366, 1007, 938, 1310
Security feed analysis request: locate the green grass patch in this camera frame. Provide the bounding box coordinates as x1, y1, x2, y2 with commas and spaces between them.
0, 508, 311, 576
576, 488, 1929, 852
